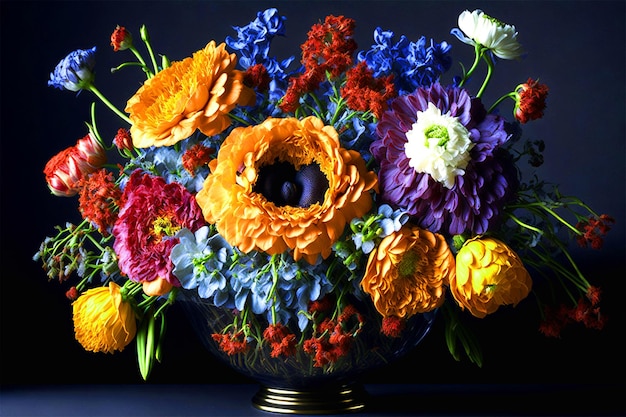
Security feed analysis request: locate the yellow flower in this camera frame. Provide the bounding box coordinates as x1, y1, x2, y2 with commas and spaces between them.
451, 236, 532, 318
72, 282, 137, 353
361, 226, 455, 318
196, 116, 378, 264
125, 41, 255, 148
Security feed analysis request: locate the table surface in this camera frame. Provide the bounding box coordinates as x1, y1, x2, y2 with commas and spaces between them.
1, 383, 624, 417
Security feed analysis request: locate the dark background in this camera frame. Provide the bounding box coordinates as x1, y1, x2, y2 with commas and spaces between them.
1, 0, 624, 407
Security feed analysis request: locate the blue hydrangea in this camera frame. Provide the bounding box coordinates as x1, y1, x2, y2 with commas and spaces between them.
357, 28, 452, 95
171, 226, 235, 307
48, 47, 97, 92
229, 253, 333, 331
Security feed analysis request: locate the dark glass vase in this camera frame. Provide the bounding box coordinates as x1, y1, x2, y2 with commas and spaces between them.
178, 290, 436, 414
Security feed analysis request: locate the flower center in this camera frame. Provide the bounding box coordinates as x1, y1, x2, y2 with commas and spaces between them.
424, 124, 450, 147
404, 102, 474, 189
397, 250, 419, 278
152, 216, 181, 240
253, 160, 329, 208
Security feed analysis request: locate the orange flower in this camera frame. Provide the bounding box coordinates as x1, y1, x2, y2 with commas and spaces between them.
72, 282, 137, 353
361, 226, 455, 318
125, 41, 255, 148
196, 116, 378, 264
451, 236, 532, 318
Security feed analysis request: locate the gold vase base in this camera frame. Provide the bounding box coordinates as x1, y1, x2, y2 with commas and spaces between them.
251, 383, 367, 415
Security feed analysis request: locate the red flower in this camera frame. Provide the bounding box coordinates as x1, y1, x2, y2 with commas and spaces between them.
263, 323, 297, 358
181, 143, 214, 174
212, 331, 249, 355
575, 214, 615, 249
586, 286, 602, 306
571, 297, 607, 331
301, 15, 356, 77
279, 15, 357, 112
65, 286, 79, 301
110, 25, 132, 52
78, 169, 122, 235
514, 78, 549, 124
244, 63, 270, 93
381, 316, 406, 338
112, 170, 205, 288
539, 304, 571, 338
44, 132, 106, 197
114, 128, 133, 152
341, 61, 396, 119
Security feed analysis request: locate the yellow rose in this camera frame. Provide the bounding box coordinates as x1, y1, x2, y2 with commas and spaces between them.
451, 236, 532, 318
72, 282, 137, 353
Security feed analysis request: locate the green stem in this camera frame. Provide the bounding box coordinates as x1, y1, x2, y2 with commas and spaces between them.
506, 212, 544, 235
128, 45, 153, 78
87, 85, 132, 125
140, 26, 160, 75
476, 53, 494, 98
458, 44, 483, 87
488, 92, 517, 114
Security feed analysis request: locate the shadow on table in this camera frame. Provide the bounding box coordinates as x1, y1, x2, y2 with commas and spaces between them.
364, 384, 625, 416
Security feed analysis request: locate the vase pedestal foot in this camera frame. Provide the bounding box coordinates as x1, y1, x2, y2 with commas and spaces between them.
251, 382, 367, 414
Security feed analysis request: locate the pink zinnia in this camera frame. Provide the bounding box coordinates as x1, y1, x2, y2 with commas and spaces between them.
112, 170, 205, 287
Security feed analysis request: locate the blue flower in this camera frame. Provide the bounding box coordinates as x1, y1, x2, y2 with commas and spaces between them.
226, 8, 289, 69
226, 8, 296, 123
227, 253, 332, 331
171, 227, 234, 305
358, 28, 452, 95
48, 47, 97, 92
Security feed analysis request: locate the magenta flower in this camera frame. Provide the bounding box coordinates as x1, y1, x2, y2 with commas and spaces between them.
112, 170, 205, 287
371, 82, 518, 235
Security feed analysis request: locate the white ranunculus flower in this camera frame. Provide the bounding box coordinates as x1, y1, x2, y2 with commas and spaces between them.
404, 103, 474, 189
455, 9, 524, 60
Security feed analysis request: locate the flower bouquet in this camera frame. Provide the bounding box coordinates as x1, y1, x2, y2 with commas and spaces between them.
35, 7, 614, 413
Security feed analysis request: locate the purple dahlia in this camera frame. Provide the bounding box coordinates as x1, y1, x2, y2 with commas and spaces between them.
371, 82, 519, 235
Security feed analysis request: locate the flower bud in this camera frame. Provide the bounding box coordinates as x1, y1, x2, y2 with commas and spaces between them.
110, 25, 133, 52
48, 47, 97, 92
44, 133, 106, 197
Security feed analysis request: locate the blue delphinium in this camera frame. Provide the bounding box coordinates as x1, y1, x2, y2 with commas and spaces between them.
226, 8, 297, 121
48, 47, 97, 92
357, 28, 452, 95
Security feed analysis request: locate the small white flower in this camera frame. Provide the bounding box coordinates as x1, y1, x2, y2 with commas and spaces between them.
454, 9, 523, 60
404, 103, 474, 189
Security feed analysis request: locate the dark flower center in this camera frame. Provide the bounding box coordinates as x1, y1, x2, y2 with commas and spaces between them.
254, 160, 328, 208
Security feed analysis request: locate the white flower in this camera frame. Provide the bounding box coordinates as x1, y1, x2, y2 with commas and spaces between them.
454, 9, 523, 60
404, 103, 474, 189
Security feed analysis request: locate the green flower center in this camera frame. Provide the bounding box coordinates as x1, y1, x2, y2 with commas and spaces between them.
424, 124, 449, 147
398, 250, 419, 278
